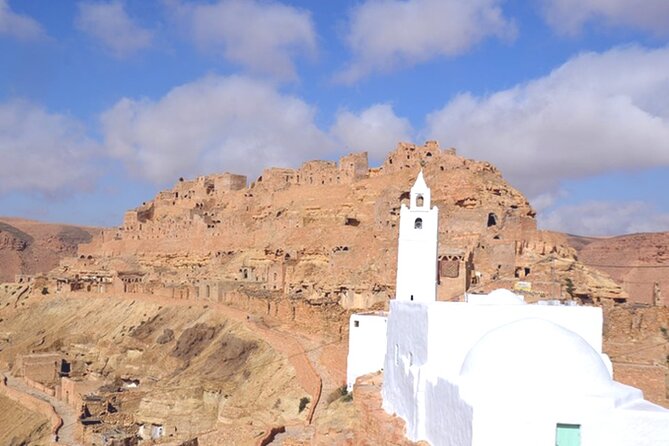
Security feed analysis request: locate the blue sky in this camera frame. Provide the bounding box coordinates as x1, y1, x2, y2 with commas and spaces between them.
1, 0, 669, 236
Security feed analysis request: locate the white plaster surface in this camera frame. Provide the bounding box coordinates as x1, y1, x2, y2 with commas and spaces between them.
351, 172, 669, 445
396, 171, 438, 303
458, 318, 612, 404
465, 288, 524, 304
346, 313, 388, 390
382, 300, 669, 446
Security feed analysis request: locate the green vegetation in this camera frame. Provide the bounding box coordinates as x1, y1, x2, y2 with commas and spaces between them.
564, 278, 575, 297
298, 396, 310, 413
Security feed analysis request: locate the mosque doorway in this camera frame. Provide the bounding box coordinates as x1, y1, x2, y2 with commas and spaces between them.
556, 423, 580, 446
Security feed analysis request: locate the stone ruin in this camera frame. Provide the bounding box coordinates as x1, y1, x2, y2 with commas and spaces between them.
35, 141, 627, 322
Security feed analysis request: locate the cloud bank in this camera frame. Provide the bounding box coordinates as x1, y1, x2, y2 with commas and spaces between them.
170, 0, 316, 81
540, 201, 669, 236
426, 45, 669, 197
0, 100, 95, 195
338, 0, 515, 82
540, 0, 669, 36
102, 75, 335, 184
76, 1, 153, 57
331, 104, 413, 163
0, 0, 44, 41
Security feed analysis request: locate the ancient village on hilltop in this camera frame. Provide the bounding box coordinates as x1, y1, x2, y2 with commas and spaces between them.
2, 1, 669, 445
1, 141, 668, 445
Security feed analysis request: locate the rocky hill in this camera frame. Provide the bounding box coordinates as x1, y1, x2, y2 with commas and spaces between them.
0, 217, 100, 283
60, 141, 624, 316
1, 141, 667, 443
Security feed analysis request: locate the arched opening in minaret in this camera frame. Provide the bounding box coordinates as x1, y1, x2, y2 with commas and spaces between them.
414, 218, 423, 229
487, 213, 497, 227
416, 195, 424, 207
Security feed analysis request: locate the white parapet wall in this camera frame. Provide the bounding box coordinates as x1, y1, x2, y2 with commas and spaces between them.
346, 312, 388, 390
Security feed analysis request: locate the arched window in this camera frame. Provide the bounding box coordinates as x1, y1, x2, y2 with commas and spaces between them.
487, 213, 497, 227
414, 218, 423, 229
416, 195, 424, 207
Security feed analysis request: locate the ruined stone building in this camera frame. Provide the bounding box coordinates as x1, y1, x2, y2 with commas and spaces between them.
55, 141, 625, 315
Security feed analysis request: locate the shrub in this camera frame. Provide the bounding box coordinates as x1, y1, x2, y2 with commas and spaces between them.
564, 278, 575, 297
298, 396, 310, 413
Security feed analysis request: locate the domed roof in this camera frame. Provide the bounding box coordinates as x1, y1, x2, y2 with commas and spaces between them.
467, 288, 525, 305
458, 318, 612, 404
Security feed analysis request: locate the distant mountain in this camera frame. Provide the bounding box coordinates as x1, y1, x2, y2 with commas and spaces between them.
567, 232, 669, 305
0, 217, 101, 283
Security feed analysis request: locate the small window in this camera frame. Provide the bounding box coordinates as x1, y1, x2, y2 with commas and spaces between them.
414, 218, 423, 229
410, 295, 414, 301
416, 195, 424, 207
354, 320, 360, 328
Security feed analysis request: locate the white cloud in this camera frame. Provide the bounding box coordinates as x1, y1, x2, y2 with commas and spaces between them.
540, 0, 669, 36
338, 0, 516, 83
76, 1, 153, 57
425, 45, 669, 197
540, 201, 669, 236
0, 0, 45, 41
102, 75, 335, 184
169, 0, 316, 81
0, 100, 96, 195
330, 104, 413, 163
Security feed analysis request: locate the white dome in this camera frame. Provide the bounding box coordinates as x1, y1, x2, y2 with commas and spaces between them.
466, 288, 525, 305
487, 288, 525, 304
458, 318, 612, 404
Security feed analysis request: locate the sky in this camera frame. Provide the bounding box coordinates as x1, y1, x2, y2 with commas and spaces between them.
1, 0, 669, 236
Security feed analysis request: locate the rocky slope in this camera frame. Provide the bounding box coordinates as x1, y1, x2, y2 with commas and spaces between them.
0, 217, 100, 283
0, 286, 308, 445
0, 394, 50, 445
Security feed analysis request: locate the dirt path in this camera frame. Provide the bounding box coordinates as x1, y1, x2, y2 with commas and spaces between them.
290, 333, 344, 423
3, 373, 82, 445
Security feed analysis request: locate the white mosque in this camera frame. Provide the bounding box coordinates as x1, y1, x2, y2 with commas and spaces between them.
346, 172, 669, 446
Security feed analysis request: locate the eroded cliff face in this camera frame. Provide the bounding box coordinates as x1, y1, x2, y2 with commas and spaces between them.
0, 217, 99, 283
67, 141, 623, 311
570, 232, 669, 305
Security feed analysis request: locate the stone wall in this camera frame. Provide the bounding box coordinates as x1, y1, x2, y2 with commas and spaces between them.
0, 378, 62, 439
14, 353, 61, 385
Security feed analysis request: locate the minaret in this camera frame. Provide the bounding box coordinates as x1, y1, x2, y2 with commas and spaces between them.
395, 171, 439, 302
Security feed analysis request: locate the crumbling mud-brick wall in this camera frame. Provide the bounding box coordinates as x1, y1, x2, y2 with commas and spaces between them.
14, 353, 61, 385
